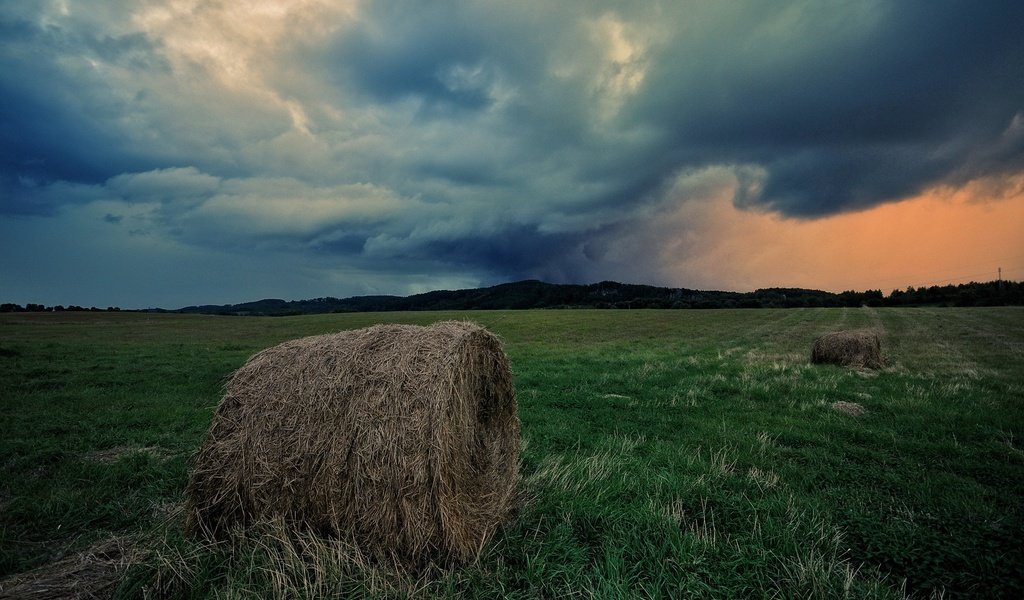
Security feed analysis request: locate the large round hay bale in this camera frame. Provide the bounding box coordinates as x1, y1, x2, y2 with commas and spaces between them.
811, 329, 883, 369
184, 321, 520, 565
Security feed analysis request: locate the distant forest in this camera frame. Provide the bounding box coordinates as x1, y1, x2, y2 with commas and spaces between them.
3, 279, 1020, 316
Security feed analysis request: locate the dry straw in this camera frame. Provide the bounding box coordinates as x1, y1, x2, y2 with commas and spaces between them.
184, 321, 520, 566
811, 329, 884, 369
0, 537, 139, 600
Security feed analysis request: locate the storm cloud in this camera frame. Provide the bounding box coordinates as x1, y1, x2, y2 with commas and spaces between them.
2, 0, 1022, 306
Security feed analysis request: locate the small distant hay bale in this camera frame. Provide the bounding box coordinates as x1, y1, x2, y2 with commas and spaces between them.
184, 321, 520, 565
811, 329, 884, 369
830, 401, 866, 417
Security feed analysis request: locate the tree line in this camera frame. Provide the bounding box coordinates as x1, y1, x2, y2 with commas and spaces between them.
4, 279, 1020, 315
178, 279, 1023, 315
0, 304, 121, 313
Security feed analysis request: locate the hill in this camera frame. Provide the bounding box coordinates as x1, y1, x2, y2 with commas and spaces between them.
173, 278, 1023, 316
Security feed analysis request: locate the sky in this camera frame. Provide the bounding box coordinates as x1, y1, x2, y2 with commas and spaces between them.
2, 0, 1023, 308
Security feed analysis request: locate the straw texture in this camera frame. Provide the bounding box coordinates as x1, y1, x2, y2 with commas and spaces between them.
184, 321, 520, 565
811, 329, 884, 369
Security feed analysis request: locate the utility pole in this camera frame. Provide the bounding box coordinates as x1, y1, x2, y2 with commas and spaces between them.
998, 267, 1003, 290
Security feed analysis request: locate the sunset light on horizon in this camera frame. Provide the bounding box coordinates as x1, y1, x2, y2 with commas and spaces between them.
646, 174, 1024, 294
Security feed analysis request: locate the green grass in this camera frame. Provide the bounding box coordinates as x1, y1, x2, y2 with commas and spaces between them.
1, 308, 1022, 598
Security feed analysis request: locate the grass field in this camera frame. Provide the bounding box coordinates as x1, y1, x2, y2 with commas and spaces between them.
1, 308, 1022, 598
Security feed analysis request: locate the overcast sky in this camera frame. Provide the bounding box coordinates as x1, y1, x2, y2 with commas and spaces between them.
2, 1, 1023, 308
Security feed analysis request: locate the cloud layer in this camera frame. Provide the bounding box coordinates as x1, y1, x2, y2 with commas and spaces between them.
2, 1, 1023, 305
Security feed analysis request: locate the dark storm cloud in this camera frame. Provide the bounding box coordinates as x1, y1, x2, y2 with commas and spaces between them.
334, 17, 491, 111
0, 15, 169, 194
2, 0, 1023, 305
322, 0, 1024, 229
420, 225, 585, 279
1, 3, 297, 215
325, 1, 552, 109
625, 0, 1024, 216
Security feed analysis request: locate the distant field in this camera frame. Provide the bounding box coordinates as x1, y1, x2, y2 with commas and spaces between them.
1, 308, 1022, 598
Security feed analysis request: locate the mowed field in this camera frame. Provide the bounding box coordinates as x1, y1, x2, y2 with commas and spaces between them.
1, 307, 1022, 598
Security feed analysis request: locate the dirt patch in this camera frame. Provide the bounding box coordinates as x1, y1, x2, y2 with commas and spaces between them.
0, 537, 142, 600
830, 401, 866, 417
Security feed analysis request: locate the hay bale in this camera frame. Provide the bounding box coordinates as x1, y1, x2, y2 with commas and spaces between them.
184, 321, 520, 565
811, 329, 884, 369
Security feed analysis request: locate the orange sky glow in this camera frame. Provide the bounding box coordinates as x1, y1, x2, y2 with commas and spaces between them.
661, 176, 1024, 293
